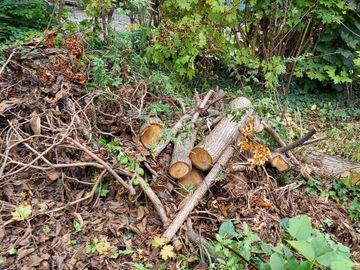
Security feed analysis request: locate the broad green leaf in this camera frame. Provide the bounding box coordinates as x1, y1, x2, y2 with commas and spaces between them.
132, 178, 140, 185
288, 240, 315, 261
269, 253, 285, 270
287, 215, 313, 240
219, 220, 235, 237
330, 260, 357, 270
310, 235, 332, 258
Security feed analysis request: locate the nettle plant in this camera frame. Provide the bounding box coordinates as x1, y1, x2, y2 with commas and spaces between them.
212, 215, 356, 270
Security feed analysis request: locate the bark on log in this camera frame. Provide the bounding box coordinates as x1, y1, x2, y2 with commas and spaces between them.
303, 151, 360, 184
139, 118, 164, 149
169, 131, 196, 179
190, 97, 252, 171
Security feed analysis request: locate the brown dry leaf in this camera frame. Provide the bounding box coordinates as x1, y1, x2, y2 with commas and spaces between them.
43, 32, 57, 48
46, 170, 60, 181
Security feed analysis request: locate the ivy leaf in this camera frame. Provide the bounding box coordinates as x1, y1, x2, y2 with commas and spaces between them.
137, 167, 145, 177
132, 178, 140, 185
151, 236, 168, 248
12, 204, 32, 221
160, 244, 175, 260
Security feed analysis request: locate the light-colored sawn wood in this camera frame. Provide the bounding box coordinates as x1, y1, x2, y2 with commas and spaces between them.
190, 97, 252, 170
169, 131, 196, 179
139, 118, 164, 149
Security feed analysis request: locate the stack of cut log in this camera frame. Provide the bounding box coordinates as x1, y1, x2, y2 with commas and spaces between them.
139, 93, 253, 189
138, 90, 360, 243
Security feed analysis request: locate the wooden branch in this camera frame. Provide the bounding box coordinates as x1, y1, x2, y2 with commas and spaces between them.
190, 97, 252, 171
154, 89, 216, 156
263, 122, 311, 179
68, 138, 136, 195
192, 90, 214, 124
137, 176, 170, 225
230, 163, 247, 172
163, 145, 235, 241
302, 152, 360, 184
153, 114, 191, 156
301, 135, 327, 146
275, 127, 317, 153
169, 131, 196, 179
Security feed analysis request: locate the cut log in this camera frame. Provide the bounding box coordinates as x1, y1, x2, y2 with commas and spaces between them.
270, 153, 291, 172
303, 151, 360, 184
169, 131, 196, 179
190, 97, 252, 171
179, 169, 204, 188
139, 118, 164, 149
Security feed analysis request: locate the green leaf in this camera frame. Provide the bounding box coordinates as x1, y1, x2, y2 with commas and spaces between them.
287, 215, 313, 240
137, 167, 145, 176
310, 235, 332, 258
269, 253, 285, 270
8, 247, 16, 255
132, 178, 140, 185
288, 240, 315, 261
12, 204, 32, 221
118, 155, 128, 165
219, 220, 236, 237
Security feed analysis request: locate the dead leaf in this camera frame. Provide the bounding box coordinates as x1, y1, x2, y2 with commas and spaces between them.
160, 244, 175, 260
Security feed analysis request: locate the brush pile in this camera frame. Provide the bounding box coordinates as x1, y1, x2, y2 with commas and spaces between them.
0, 34, 359, 269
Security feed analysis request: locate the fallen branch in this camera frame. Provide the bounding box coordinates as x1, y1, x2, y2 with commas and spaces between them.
163, 145, 235, 241
68, 138, 136, 195
154, 90, 215, 156
137, 175, 170, 226
275, 127, 317, 153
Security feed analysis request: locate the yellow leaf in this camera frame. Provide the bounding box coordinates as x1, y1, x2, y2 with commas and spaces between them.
160, 244, 175, 260
151, 236, 168, 248
96, 241, 111, 255
12, 204, 32, 221
310, 104, 317, 111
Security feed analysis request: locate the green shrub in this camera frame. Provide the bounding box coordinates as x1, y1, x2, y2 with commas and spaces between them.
0, 0, 51, 42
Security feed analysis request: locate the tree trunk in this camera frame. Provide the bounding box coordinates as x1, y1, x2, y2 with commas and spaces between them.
169, 130, 196, 179
190, 97, 252, 170
303, 151, 360, 184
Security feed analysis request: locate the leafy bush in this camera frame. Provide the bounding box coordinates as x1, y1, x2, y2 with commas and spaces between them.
0, 0, 51, 43
147, 0, 360, 92
213, 215, 357, 270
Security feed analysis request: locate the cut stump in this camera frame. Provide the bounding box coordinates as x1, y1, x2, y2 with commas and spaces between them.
179, 169, 204, 188
139, 118, 164, 149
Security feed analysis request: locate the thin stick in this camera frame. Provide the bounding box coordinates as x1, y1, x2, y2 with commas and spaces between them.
0, 49, 16, 75
68, 138, 136, 195
275, 127, 317, 153
137, 175, 169, 226
301, 135, 327, 146
191, 90, 214, 124
162, 146, 235, 241
38, 169, 107, 216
